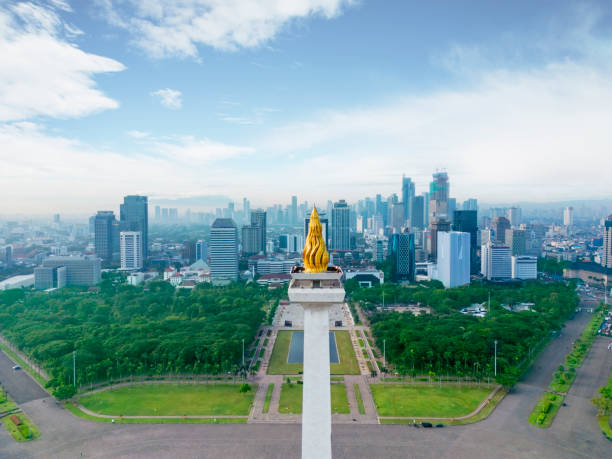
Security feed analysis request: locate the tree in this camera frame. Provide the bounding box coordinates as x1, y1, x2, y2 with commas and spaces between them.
591, 386, 612, 415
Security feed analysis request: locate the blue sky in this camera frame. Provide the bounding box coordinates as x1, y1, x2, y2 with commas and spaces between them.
1, 0, 611, 214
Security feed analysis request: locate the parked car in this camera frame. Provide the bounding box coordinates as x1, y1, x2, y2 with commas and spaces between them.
435, 424, 444, 428
421, 422, 433, 428
12, 365, 21, 370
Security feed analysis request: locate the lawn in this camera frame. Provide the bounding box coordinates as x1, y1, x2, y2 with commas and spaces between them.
268, 330, 359, 375
597, 414, 612, 440
262, 384, 274, 414
370, 384, 494, 418
78, 384, 256, 416
64, 402, 246, 424
277, 383, 350, 414
354, 384, 366, 415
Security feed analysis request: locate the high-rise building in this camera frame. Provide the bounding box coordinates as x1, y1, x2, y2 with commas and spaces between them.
481, 243, 511, 280
291, 196, 298, 224
53, 214, 61, 223
37, 256, 101, 286
402, 176, 415, 226
376, 239, 384, 262
447, 198, 456, 224
391, 231, 415, 282
512, 255, 537, 280
429, 172, 449, 222
492, 216, 511, 244
390, 202, 405, 234
182, 240, 197, 264
241, 225, 260, 256
34, 265, 66, 290
120, 195, 148, 259
94, 211, 116, 261
251, 210, 267, 254
430, 219, 451, 260
4, 245, 12, 267
331, 200, 350, 251
411, 195, 425, 230
210, 218, 238, 283
422, 192, 430, 227
563, 206, 574, 227
196, 240, 208, 261
435, 231, 470, 288
507, 207, 521, 227
120, 231, 142, 270
505, 229, 527, 256
463, 198, 478, 211
453, 210, 478, 273
602, 216, 612, 269
155, 206, 161, 220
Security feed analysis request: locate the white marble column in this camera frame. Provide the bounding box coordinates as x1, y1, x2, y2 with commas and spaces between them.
302, 304, 331, 459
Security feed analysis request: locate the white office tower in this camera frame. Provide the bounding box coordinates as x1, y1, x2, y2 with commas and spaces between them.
210, 218, 238, 283
512, 256, 538, 280
481, 242, 511, 280
507, 207, 521, 227
120, 231, 142, 270
435, 231, 470, 288
563, 206, 574, 227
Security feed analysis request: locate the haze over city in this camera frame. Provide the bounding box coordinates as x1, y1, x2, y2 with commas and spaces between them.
1, 0, 612, 214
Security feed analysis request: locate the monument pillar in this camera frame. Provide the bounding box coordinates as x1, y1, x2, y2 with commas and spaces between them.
289, 207, 345, 459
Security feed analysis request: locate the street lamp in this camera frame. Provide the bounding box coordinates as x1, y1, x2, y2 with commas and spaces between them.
242, 339, 245, 367
494, 340, 498, 377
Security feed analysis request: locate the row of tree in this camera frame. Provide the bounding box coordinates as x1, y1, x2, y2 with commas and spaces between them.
355, 280, 579, 385
0, 278, 283, 395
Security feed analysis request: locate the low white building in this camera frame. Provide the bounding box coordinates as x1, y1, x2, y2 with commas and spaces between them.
0, 274, 35, 290
512, 255, 537, 280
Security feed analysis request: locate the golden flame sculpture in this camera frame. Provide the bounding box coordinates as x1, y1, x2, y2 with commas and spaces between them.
303, 207, 329, 273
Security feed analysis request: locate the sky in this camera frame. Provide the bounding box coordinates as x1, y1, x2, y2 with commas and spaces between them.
1, 0, 612, 215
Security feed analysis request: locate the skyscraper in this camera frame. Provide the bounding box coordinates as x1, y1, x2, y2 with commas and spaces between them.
331, 200, 350, 251
241, 225, 260, 256
453, 210, 478, 273
430, 218, 451, 260
196, 240, 208, 261
435, 231, 470, 288
251, 210, 267, 254
505, 229, 527, 256
411, 195, 425, 230
120, 231, 142, 270
390, 202, 405, 234
563, 206, 574, 227
120, 195, 148, 259
602, 216, 612, 269
94, 211, 116, 261
507, 207, 522, 227
155, 206, 161, 220
291, 196, 298, 224
210, 218, 238, 283
392, 231, 415, 282
402, 176, 415, 226
492, 216, 511, 244
429, 171, 449, 222
463, 198, 478, 211
481, 242, 511, 280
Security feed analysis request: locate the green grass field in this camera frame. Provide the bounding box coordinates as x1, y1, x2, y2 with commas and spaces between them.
64, 402, 246, 424
267, 331, 359, 375
263, 384, 274, 414
370, 384, 493, 418
78, 384, 256, 416
278, 383, 350, 414
354, 384, 366, 415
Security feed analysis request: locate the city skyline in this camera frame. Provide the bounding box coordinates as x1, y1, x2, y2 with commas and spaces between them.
2, 1, 612, 214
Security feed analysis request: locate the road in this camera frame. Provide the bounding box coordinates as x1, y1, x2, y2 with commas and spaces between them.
0, 349, 48, 404
1, 312, 611, 458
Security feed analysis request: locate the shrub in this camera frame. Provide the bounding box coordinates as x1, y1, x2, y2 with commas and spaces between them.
18, 424, 31, 439
536, 413, 546, 424
239, 383, 252, 393
53, 385, 77, 400
549, 394, 557, 401
540, 402, 551, 414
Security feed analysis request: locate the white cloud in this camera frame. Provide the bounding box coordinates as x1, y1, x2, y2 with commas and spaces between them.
98, 0, 355, 58
0, 123, 253, 213
151, 88, 182, 109
256, 61, 612, 203
0, 2, 125, 122
126, 130, 150, 139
